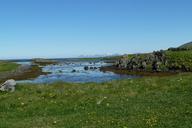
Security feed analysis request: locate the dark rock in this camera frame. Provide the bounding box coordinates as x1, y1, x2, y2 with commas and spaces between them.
114, 50, 170, 72
84, 66, 89, 70
90, 67, 94, 70
71, 69, 76, 73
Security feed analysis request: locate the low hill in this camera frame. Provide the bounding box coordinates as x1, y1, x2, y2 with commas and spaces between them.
178, 41, 192, 49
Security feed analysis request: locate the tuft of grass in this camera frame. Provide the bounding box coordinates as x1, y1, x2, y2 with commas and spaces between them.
0, 73, 192, 127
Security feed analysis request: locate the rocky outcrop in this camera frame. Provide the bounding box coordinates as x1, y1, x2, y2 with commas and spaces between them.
115, 51, 168, 72
115, 49, 192, 72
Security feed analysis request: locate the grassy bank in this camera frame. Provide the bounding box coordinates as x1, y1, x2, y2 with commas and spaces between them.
0, 62, 19, 72
3, 65, 48, 82
0, 73, 192, 128
0, 62, 47, 83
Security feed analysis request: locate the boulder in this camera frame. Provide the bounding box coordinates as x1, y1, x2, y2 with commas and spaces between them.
90, 67, 94, 70
71, 69, 76, 73
0, 79, 16, 92
84, 66, 89, 70
89, 67, 98, 70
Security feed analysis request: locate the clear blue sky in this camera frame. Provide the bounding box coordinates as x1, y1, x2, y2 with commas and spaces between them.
0, 0, 191, 59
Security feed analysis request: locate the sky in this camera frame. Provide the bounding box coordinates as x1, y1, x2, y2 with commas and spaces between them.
0, 0, 192, 59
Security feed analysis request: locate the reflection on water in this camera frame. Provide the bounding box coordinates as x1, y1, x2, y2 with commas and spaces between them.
18, 61, 139, 83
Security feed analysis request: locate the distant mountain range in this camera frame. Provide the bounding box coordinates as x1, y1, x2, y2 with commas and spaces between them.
77, 54, 122, 58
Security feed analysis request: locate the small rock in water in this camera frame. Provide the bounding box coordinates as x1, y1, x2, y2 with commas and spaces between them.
71, 69, 76, 73
59, 70, 63, 73
89, 67, 97, 70
0, 79, 16, 92
84, 66, 89, 70
90, 67, 94, 70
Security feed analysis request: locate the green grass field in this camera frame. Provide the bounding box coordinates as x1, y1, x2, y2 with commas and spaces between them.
0, 62, 19, 73
0, 73, 192, 128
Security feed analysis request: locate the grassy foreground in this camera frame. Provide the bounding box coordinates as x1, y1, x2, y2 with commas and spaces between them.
0, 74, 192, 128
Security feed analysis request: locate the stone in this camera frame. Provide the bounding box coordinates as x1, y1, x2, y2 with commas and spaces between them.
84, 66, 89, 70
90, 67, 94, 70
71, 70, 76, 73
0, 79, 16, 92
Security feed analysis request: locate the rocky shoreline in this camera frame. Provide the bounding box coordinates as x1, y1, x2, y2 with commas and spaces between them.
100, 65, 178, 77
